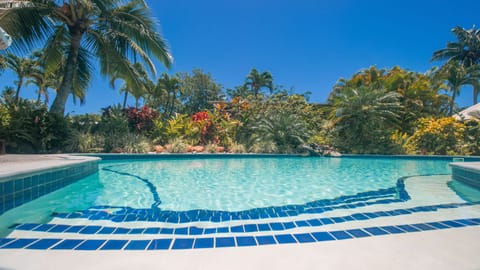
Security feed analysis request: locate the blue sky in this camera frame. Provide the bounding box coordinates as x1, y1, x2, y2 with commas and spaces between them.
1, 0, 479, 114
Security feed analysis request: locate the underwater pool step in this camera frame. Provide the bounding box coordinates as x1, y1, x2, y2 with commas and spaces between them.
13, 202, 479, 237
2, 217, 479, 251
50, 193, 404, 224
49, 181, 407, 224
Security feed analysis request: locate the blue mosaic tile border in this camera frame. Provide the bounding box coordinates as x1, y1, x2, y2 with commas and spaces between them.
16, 201, 478, 236
0, 161, 98, 215
2, 218, 479, 250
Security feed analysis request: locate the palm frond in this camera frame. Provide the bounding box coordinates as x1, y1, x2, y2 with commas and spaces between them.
0, 2, 56, 53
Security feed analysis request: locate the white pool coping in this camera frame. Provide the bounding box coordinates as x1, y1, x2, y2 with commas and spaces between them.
450, 162, 480, 172
0, 154, 100, 180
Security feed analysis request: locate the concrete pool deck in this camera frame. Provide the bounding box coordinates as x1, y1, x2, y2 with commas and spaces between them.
0, 154, 480, 269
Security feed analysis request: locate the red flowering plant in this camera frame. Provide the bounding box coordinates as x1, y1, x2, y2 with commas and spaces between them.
191, 108, 240, 147
192, 111, 215, 144
125, 106, 160, 133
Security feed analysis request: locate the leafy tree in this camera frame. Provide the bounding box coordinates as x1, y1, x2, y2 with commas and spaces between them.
330, 66, 450, 134
0, 0, 172, 114
178, 69, 223, 114
432, 26, 480, 103
382, 67, 450, 132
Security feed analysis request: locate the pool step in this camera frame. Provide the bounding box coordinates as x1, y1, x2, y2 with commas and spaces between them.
50, 192, 403, 224
2, 217, 479, 251
10, 201, 480, 239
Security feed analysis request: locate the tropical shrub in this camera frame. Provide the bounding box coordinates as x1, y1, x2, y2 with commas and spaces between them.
166, 138, 188, 153
65, 131, 105, 153
96, 105, 130, 152
163, 113, 199, 144
210, 106, 241, 148
124, 106, 159, 134
68, 114, 101, 134
249, 111, 310, 153
1, 99, 70, 153
36, 111, 70, 152
122, 133, 151, 153
249, 140, 278, 153
205, 143, 218, 153
192, 111, 214, 144
97, 105, 130, 134
404, 117, 466, 155
229, 142, 247, 153
460, 119, 480, 155
0, 103, 9, 128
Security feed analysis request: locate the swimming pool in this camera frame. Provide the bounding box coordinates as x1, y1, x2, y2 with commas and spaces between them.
1, 155, 479, 250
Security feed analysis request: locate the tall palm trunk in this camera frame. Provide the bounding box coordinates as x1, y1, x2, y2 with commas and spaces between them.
449, 87, 458, 115
36, 90, 42, 104
36, 85, 47, 105
168, 91, 176, 118
50, 30, 83, 115
474, 84, 479, 104
14, 77, 23, 104
253, 83, 259, 98
122, 91, 128, 109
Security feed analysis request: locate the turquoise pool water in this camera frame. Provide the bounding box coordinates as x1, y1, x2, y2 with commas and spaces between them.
97, 157, 451, 211
0, 156, 456, 236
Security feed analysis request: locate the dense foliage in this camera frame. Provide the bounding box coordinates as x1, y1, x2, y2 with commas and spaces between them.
1, 24, 479, 155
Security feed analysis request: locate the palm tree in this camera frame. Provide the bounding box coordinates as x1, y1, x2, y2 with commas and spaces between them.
437, 61, 480, 115
3, 52, 35, 103
245, 68, 273, 98
26, 64, 56, 105
432, 26, 480, 104
24, 50, 55, 105
111, 62, 151, 109
0, 53, 6, 72
250, 110, 311, 153
329, 85, 403, 153
0, 0, 172, 115
153, 73, 180, 118
328, 66, 386, 103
